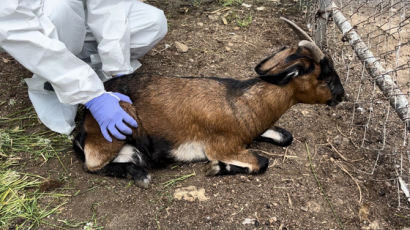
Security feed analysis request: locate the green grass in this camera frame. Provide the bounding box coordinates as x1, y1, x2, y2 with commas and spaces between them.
219, 0, 243, 7
0, 128, 71, 162
0, 107, 71, 162
0, 105, 86, 229
162, 172, 196, 188
236, 14, 253, 27
0, 159, 67, 229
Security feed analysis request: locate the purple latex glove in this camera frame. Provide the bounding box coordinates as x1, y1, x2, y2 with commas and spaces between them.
85, 92, 138, 142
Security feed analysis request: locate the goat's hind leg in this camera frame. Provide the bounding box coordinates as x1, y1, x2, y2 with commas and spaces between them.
205, 149, 269, 176
255, 126, 293, 147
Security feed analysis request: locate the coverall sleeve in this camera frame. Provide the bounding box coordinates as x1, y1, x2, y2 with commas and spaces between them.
0, 2, 105, 105
86, 0, 134, 76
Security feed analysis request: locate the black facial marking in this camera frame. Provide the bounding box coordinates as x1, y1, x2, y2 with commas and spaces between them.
319, 58, 345, 105
255, 47, 316, 86
258, 61, 314, 86
73, 121, 87, 162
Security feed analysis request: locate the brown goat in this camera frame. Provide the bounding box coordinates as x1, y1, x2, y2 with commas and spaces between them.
73, 18, 345, 188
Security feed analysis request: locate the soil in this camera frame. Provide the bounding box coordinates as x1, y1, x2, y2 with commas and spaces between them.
1, 1, 409, 229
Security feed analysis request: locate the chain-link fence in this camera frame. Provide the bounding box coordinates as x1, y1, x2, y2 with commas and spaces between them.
299, 0, 410, 208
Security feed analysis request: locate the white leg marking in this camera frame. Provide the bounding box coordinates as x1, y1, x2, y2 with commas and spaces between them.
171, 141, 207, 162
113, 144, 140, 164
226, 164, 231, 172
261, 129, 283, 143
228, 160, 253, 170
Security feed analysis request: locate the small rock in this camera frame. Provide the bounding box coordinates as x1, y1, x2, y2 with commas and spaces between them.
269, 216, 277, 224
359, 205, 370, 222
225, 46, 231, 52
307, 201, 321, 213
342, 137, 350, 145
227, 42, 234, 47
234, 26, 240, 30
197, 22, 204, 27
221, 17, 228, 25
175, 41, 189, 53
300, 110, 310, 116
356, 107, 365, 114
300, 206, 308, 212
256, 6, 266, 11
241, 3, 252, 8
242, 218, 256, 225
361, 220, 381, 230
208, 15, 218, 21
173, 186, 209, 202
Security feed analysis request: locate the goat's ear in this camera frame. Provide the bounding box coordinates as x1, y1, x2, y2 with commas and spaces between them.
258, 64, 304, 85
254, 46, 287, 75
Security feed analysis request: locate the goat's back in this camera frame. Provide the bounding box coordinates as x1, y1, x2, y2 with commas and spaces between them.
104, 74, 269, 146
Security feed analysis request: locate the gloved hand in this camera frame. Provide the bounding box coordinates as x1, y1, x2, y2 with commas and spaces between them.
85, 92, 138, 142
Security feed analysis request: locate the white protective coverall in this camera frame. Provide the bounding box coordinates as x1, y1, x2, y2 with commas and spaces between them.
0, 0, 167, 134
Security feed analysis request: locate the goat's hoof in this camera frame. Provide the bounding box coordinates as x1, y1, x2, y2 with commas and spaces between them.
205, 161, 221, 176
134, 174, 151, 189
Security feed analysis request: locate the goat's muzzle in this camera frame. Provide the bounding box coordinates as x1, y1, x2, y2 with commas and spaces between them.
327, 86, 345, 106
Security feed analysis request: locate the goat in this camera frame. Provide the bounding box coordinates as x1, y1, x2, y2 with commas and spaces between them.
73, 17, 345, 188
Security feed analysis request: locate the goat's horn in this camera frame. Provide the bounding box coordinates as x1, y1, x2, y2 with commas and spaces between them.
280, 16, 314, 43
298, 40, 325, 63
279, 17, 325, 63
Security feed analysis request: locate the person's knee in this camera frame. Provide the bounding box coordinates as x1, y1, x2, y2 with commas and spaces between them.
149, 8, 168, 42
43, 0, 86, 54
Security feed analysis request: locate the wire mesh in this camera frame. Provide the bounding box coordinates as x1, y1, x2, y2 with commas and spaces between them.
300, 0, 410, 208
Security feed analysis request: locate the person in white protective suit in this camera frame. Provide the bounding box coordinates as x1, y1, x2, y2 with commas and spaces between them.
0, 0, 167, 142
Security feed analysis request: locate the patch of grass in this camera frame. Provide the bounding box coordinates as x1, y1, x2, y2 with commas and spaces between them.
0, 106, 71, 162
162, 172, 196, 188
219, 0, 243, 7
0, 128, 71, 162
0, 107, 38, 125
0, 159, 66, 229
236, 14, 253, 27
0, 105, 82, 229
192, 0, 204, 7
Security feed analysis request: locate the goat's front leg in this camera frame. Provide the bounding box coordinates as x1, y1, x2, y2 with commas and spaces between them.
98, 162, 151, 188
91, 144, 152, 188
205, 149, 269, 176
254, 126, 293, 147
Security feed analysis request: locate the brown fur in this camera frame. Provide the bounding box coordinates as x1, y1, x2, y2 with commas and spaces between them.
81, 45, 340, 173
83, 103, 139, 171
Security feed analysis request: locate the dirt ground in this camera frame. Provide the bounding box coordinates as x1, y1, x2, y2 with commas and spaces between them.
1, 1, 410, 229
